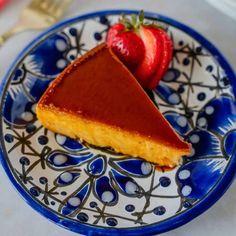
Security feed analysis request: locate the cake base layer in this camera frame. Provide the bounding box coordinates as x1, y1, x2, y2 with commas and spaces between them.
37, 105, 189, 167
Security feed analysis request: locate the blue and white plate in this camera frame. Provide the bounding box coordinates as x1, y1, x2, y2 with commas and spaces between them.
0, 10, 235, 236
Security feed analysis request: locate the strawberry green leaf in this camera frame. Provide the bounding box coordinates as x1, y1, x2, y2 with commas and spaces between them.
131, 14, 137, 26
118, 11, 166, 32
139, 10, 145, 23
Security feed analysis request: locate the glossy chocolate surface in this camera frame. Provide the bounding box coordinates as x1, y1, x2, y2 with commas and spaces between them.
41, 43, 189, 149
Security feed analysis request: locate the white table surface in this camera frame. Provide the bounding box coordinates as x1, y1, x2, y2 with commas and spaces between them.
0, 0, 235, 236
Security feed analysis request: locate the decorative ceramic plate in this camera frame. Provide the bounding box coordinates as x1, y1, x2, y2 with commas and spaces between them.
0, 10, 235, 236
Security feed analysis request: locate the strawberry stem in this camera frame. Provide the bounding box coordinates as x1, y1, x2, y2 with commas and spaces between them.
119, 10, 165, 32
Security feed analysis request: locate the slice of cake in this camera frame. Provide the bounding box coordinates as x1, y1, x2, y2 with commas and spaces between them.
36, 43, 191, 167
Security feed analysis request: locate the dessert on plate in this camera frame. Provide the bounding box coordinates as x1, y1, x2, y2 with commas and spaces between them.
36, 42, 191, 167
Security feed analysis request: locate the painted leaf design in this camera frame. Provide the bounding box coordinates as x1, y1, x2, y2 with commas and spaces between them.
61, 181, 91, 216
95, 176, 118, 206
155, 81, 181, 105
177, 158, 226, 200
47, 151, 93, 170
110, 170, 143, 197
109, 158, 152, 177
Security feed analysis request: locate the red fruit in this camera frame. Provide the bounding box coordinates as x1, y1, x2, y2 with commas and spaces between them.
0, 0, 8, 9
107, 24, 145, 69
106, 12, 173, 89
133, 26, 162, 87
108, 32, 145, 69
147, 28, 173, 89
106, 23, 125, 44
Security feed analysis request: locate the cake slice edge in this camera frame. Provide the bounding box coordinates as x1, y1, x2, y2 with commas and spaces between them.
36, 104, 190, 167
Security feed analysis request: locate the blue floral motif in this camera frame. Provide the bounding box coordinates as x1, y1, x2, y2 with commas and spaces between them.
54, 170, 81, 187
186, 130, 222, 159
110, 170, 144, 197
47, 151, 94, 169
109, 158, 152, 177
61, 182, 91, 216
27, 34, 70, 77
177, 158, 226, 200
55, 134, 85, 151
162, 68, 181, 82
176, 96, 236, 202
164, 112, 191, 136
46, 144, 153, 212
3, 92, 36, 126
95, 176, 118, 206
196, 96, 236, 135
87, 155, 106, 177
156, 81, 181, 105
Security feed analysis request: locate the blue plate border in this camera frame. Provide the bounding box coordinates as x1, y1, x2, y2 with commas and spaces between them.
0, 10, 235, 236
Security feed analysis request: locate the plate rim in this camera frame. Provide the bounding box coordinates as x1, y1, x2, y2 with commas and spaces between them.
0, 9, 236, 236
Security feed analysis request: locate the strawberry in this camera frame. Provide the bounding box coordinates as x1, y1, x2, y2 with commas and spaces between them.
133, 26, 162, 87
107, 23, 145, 69
106, 11, 173, 89
147, 28, 173, 89
106, 23, 125, 43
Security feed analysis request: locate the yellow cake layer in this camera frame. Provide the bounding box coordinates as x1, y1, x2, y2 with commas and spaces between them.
37, 104, 189, 167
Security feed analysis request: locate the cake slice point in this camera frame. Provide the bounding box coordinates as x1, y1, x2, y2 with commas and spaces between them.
36, 43, 191, 167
